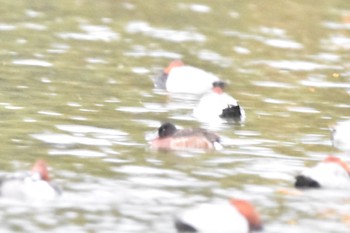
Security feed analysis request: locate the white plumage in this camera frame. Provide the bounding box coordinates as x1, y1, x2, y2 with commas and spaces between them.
1, 173, 59, 200
166, 66, 219, 94
175, 203, 249, 233
300, 162, 350, 189
193, 91, 245, 122
0, 160, 60, 201
332, 120, 350, 151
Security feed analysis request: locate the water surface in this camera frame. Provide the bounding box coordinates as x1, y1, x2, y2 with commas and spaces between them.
0, 0, 350, 232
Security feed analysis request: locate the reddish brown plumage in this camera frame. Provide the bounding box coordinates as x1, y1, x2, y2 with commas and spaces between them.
230, 198, 263, 231
163, 60, 184, 74
151, 135, 215, 150
31, 160, 50, 181
323, 156, 350, 174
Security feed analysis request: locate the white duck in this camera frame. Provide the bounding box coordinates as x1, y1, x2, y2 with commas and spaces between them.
0, 160, 61, 200
295, 156, 350, 189
154, 60, 220, 94
193, 81, 245, 122
175, 198, 262, 233
331, 120, 350, 151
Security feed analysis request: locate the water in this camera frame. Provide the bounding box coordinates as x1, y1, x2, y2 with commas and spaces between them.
0, 0, 350, 232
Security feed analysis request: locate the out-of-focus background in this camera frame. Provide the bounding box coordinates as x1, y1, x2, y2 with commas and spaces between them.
0, 0, 350, 232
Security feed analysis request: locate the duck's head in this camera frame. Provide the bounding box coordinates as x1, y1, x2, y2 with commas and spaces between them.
212, 81, 226, 94
31, 160, 50, 181
323, 156, 350, 174
230, 198, 263, 231
163, 60, 184, 74
158, 122, 177, 138
155, 60, 184, 89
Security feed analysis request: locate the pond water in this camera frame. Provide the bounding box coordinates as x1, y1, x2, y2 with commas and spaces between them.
0, 0, 350, 232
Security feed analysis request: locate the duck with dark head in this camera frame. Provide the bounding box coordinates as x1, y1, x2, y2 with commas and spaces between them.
150, 122, 222, 151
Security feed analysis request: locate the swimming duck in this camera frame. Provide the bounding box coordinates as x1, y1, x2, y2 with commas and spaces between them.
193, 81, 245, 122
331, 120, 350, 151
295, 156, 350, 189
0, 160, 61, 200
150, 122, 222, 150
175, 198, 262, 233
154, 60, 220, 94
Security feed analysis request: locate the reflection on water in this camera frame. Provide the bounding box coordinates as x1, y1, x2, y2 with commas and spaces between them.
0, 0, 350, 232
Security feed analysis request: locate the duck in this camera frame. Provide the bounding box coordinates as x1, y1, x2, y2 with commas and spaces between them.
150, 122, 222, 150
295, 156, 350, 189
331, 120, 350, 151
154, 60, 220, 94
175, 198, 262, 233
193, 81, 245, 122
0, 160, 61, 200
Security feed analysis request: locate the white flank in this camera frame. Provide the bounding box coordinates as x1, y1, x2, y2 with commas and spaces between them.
177, 202, 249, 233
166, 66, 219, 94
332, 120, 350, 151
193, 92, 244, 122
301, 162, 350, 189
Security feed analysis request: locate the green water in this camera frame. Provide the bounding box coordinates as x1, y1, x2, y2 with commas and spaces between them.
0, 0, 350, 232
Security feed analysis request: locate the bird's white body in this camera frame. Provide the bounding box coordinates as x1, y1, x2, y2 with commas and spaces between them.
193, 92, 245, 122
300, 162, 350, 189
166, 66, 219, 94
176, 203, 249, 233
0, 172, 60, 201
332, 120, 350, 151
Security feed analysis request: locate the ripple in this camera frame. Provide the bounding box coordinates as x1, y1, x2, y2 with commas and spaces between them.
5, 105, 23, 110
32, 133, 112, 146
38, 111, 62, 116
12, 59, 52, 67
300, 134, 330, 145
124, 46, 181, 59
259, 26, 286, 36
131, 67, 149, 74
85, 57, 108, 64
22, 23, 46, 31
287, 106, 320, 113
224, 29, 303, 50
125, 21, 206, 42
197, 49, 232, 67
253, 60, 342, 71
56, 124, 128, 138
322, 21, 350, 30
117, 106, 168, 113
127, 175, 215, 188
0, 102, 24, 110
233, 46, 251, 54
223, 30, 263, 41
48, 43, 70, 54
263, 98, 292, 104
116, 165, 183, 176
178, 3, 211, 13
252, 81, 296, 88
0, 23, 16, 31
49, 149, 107, 158
264, 39, 303, 49
25, 10, 43, 18
310, 53, 340, 62
300, 80, 350, 88
322, 35, 350, 50
58, 25, 119, 42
